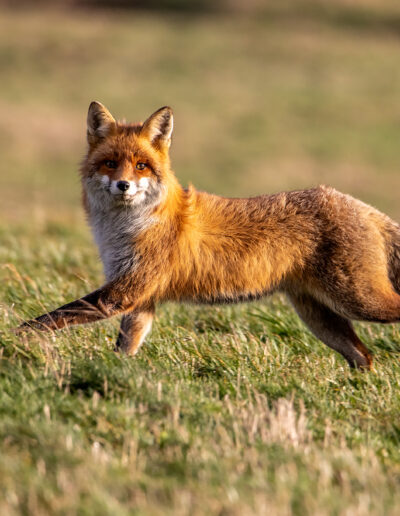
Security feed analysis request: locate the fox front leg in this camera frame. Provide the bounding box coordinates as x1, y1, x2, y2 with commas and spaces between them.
115, 304, 155, 355
18, 280, 134, 333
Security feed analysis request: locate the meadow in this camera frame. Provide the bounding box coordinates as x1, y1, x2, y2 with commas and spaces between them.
1, 3, 400, 514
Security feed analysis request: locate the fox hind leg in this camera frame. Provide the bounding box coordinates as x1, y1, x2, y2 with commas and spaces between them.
287, 292, 373, 369
115, 305, 155, 356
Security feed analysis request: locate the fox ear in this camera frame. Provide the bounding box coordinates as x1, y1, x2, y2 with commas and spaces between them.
141, 106, 173, 149
87, 101, 116, 145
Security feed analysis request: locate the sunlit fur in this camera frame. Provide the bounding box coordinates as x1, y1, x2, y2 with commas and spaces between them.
20, 102, 400, 369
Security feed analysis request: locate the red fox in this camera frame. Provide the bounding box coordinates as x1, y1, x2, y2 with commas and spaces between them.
18, 102, 400, 369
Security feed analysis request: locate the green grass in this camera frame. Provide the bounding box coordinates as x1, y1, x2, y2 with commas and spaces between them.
2, 3, 400, 514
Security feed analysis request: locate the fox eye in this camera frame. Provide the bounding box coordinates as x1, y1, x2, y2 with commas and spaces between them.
105, 160, 117, 169
136, 162, 147, 171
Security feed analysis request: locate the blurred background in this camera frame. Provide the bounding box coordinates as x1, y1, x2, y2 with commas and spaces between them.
1, 0, 400, 226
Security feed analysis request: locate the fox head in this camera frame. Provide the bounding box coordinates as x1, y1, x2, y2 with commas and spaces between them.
81, 102, 174, 212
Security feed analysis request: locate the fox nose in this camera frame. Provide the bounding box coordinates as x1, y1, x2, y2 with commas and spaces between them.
117, 180, 130, 192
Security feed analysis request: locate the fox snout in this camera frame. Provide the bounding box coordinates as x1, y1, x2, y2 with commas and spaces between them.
109, 179, 137, 196
116, 180, 130, 192
100, 175, 133, 195
101, 175, 151, 197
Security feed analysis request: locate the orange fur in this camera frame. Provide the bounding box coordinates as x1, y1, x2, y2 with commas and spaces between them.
18, 102, 400, 369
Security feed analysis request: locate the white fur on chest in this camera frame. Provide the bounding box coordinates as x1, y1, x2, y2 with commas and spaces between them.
89, 207, 146, 281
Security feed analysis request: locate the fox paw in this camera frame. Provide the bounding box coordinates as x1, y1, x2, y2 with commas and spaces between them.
13, 320, 49, 335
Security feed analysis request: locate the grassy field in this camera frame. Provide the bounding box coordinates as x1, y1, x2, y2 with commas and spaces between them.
2, 3, 400, 514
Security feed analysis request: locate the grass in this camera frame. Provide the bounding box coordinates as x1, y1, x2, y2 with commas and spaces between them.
2, 3, 400, 514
